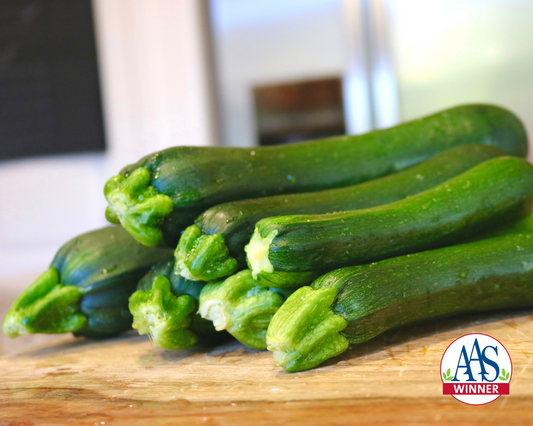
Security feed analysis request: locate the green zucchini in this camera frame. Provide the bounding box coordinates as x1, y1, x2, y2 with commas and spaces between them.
267, 230, 533, 372
246, 156, 533, 287
198, 271, 296, 349
3, 227, 172, 339
176, 144, 505, 282
128, 259, 231, 350
104, 104, 528, 246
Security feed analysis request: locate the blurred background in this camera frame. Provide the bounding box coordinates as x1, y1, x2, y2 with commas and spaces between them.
1, 0, 532, 353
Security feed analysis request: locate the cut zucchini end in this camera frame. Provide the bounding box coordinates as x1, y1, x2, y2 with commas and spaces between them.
198, 297, 228, 331
3, 268, 86, 338
199, 270, 287, 349
174, 225, 238, 282
245, 228, 278, 279
266, 286, 349, 373
129, 276, 198, 350
104, 167, 174, 247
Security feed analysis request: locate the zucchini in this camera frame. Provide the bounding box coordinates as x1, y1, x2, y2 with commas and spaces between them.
128, 259, 230, 350
3, 227, 172, 339
246, 156, 533, 287
267, 230, 533, 372
104, 104, 528, 246
176, 144, 505, 282
198, 271, 295, 349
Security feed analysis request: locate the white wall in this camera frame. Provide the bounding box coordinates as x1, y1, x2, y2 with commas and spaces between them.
0, 0, 217, 353
211, 0, 347, 147
0, 155, 108, 277
93, 0, 219, 170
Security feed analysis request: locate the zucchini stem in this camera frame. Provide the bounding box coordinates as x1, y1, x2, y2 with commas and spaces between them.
175, 225, 238, 282
3, 268, 86, 337
129, 276, 199, 350
245, 228, 277, 279
104, 167, 174, 247
244, 228, 320, 288
198, 270, 289, 349
245, 228, 319, 287
266, 286, 349, 372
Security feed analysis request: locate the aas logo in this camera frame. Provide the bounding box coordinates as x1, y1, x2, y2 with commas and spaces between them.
441, 333, 512, 405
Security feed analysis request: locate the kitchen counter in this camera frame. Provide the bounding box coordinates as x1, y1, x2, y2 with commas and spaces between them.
1, 311, 533, 425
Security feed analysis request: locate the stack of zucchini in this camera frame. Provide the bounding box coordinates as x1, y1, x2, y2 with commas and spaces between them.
5, 104, 533, 373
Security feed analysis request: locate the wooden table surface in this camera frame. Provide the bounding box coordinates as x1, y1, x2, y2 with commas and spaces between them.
1, 310, 533, 425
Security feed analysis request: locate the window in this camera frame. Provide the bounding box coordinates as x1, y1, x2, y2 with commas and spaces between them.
0, 0, 105, 160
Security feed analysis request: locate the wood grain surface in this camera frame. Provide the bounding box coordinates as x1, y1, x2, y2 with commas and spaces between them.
1, 310, 533, 425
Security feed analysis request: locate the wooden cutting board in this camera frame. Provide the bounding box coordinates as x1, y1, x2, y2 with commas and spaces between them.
1, 310, 533, 425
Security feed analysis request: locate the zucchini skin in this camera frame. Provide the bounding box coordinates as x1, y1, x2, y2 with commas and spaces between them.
316, 232, 533, 344
196, 144, 504, 265
253, 156, 533, 275
108, 104, 528, 246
